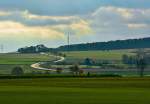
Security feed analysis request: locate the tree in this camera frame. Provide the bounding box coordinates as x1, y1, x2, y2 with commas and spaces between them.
18, 44, 50, 53
11, 67, 24, 76
79, 69, 84, 75
122, 54, 129, 64
136, 51, 147, 77
84, 58, 93, 67
56, 68, 63, 74
70, 64, 80, 75
136, 57, 147, 77
56, 37, 150, 51
87, 72, 90, 77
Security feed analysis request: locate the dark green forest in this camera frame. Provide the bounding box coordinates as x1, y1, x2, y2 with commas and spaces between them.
18, 37, 150, 53
57, 37, 150, 51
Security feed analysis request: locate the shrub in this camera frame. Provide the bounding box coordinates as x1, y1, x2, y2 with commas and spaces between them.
11, 67, 24, 76
70, 64, 80, 75
56, 68, 63, 74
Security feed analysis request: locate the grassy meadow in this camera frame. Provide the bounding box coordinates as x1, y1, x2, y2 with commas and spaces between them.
0, 78, 150, 104
0, 53, 55, 74
0, 50, 138, 74
0, 50, 149, 104
0, 49, 147, 75
0, 53, 55, 65
63, 50, 135, 63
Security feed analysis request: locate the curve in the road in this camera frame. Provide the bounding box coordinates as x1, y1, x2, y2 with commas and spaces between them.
31, 53, 65, 71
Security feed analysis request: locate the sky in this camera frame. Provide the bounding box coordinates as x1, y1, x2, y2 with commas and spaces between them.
0, 0, 150, 52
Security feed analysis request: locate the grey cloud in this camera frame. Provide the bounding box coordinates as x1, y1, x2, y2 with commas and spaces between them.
89, 6, 150, 37
0, 10, 82, 26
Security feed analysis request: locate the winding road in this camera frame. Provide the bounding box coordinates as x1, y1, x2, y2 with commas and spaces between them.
31, 53, 65, 71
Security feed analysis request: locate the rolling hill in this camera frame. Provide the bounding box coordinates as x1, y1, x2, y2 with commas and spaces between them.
18, 37, 150, 53
57, 37, 150, 51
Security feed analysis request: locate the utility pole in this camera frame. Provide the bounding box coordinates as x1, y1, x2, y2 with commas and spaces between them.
67, 32, 70, 52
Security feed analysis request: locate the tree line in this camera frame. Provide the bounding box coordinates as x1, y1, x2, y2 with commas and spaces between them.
18, 44, 52, 53
57, 37, 150, 51
122, 51, 150, 77
18, 37, 150, 53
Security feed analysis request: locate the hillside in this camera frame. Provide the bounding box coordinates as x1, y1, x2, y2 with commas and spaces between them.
57, 37, 150, 51
18, 37, 150, 53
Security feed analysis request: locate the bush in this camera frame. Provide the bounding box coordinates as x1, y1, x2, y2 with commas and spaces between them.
79, 69, 84, 75
56, 68, 63, 74
70, 64, 80, 75
11, 67, 24, 76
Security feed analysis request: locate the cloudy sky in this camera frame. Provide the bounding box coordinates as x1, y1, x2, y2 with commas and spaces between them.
0, 0, 150, 52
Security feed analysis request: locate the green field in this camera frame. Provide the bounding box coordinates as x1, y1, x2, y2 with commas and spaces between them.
0, 78, 150, 104
64, 50, 135, 61
0, 53, 55, 65
0, 50, 146, 74
0, 53, 55, 74
0, 51, 149, 104
0, 50, 134, 65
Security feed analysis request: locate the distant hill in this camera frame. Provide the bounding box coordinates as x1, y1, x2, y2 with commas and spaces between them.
18, 37, 150, 53
56, 37, 150, 51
